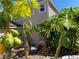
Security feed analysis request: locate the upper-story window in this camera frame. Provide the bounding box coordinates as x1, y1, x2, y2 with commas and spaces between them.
39, 4, 45, 13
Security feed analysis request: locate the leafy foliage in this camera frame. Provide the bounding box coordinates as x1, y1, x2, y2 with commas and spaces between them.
0, 1, 39, 58
12, 0, 39, 19
0, 0, 39, 28
34, 7, 79, 54
19, 28, 32, 43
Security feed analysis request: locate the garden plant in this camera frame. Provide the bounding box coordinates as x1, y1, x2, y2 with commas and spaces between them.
0, 0, 39, 59
35, 7, 79, 59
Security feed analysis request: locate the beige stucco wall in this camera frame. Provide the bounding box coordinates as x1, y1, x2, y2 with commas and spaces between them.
32, 31, 40, 45
48, 3, 57, 17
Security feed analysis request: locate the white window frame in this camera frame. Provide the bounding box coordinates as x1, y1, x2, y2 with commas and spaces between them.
39, 4, 46, 13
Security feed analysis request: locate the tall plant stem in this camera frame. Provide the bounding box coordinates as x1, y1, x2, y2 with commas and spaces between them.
24, 41, 29, 58
23, 21, 30, 58
3, 48, 12, 59
3, 21, 12, 59
54, 34, 63, 59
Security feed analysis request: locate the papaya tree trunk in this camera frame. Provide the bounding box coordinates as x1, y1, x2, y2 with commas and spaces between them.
3, 48, 12, 59
54, 29, 64, 59
24, 41, 29, 58
23, 22, 30, 58
4, 22, 9, 29
4, 22, 12, 59
54, 36, 62, 59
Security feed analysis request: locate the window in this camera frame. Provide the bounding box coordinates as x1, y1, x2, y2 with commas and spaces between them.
39, 4, 45, 13
40, 5, 44, 11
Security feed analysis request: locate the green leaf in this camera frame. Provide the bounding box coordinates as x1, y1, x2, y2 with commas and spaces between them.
76, 39, 79, 47
3, 12, 12, 22
62, 36, 71, 48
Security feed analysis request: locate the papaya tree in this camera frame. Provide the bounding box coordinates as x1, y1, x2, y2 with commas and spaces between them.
0, 0, 39, 59
35, 7, 79, 59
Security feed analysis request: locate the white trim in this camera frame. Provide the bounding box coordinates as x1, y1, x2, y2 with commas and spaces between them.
39, 4, 46, 13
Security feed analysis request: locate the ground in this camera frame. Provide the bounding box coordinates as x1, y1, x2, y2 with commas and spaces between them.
0, 55, 79, 59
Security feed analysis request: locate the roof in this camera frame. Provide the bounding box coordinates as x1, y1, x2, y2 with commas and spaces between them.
10, 21, 22, 27
48, 0, 58, 13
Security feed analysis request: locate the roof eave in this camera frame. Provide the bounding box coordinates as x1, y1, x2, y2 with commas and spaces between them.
48, 0, 58, 13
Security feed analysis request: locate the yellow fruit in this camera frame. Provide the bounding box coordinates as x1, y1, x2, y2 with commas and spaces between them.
10, 29, 19, 36
0, 43, 6, 55
4, 32, 14, 48
14, 37, 22, 45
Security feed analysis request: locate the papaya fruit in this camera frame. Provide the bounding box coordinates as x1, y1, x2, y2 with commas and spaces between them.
4, 32, 14, 48
10, 29, 19, 36
0, 43, 6, 55
14, 37, 22, 45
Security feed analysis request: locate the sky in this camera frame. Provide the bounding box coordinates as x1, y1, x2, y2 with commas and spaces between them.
53, 0, 79, 10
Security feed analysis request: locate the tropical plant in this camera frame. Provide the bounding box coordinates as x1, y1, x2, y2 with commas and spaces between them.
34, 7, 79, 59
0, 0, 39, 59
